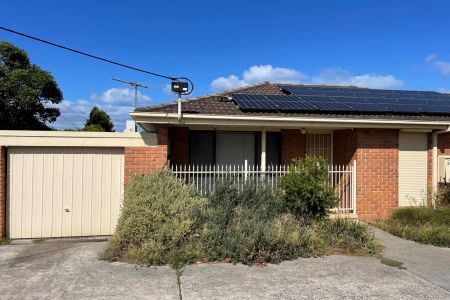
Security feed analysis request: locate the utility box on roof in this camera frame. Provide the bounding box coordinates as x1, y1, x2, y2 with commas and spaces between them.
438, 157, 450, 183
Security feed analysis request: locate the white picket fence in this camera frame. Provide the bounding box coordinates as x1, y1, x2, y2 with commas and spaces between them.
169, 160, 356, 213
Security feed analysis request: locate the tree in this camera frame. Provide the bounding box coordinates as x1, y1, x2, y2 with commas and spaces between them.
0, 41, 63, 130
82, 124, 105, 132
84, 106, 114, 132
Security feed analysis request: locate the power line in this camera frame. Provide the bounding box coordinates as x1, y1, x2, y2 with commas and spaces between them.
59, 101, 88, 122
0, 25, 194, 94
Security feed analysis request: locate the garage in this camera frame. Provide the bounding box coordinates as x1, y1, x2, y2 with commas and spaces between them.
398, 132, 428, 207
7, 147, 124, 239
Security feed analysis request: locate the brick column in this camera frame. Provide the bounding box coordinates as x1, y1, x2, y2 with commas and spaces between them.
124, 125, 169, 184
0, 147, 6, 238
333, 129, 357, 165
281, 129, 306, 165
355, 129, 399, 220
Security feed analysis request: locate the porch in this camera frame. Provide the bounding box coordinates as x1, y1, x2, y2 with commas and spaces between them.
169, 161, 356, 213
167, 127, 358, 213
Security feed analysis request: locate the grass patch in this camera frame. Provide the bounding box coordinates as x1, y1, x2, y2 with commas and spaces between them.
373, 207, 450, 247
101, 171, 380, 268
0, 238, 11, 245
381, 257, 406, 270
32, 238, 46, 244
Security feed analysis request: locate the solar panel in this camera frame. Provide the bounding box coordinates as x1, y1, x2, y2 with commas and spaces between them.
230, 88, 450, 115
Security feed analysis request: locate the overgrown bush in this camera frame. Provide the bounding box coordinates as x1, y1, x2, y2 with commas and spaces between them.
102, 172, 380, 268
279, 156, 339, 219
101, 171, 207, 267
434, 185, 450, 208
313, 218, 380, 255
374, 207, 450, 247
202, 182, 315, 264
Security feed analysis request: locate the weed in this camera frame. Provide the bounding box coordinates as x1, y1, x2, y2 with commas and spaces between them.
381, 257, 406, 270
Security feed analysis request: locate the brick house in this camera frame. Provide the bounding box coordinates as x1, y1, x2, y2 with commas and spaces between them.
130, 82, 450, 220
2, 82, 450, 239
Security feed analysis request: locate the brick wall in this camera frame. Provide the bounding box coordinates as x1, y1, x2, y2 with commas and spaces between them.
355, 129, 399, 220
124, 125, 169, 184
281, 129, 306, 165
168, 127, 189, 165
0, 147, 6, 238
333, 129, 357, 165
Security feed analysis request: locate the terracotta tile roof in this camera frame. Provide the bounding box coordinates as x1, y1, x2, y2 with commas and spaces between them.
134, 82, 450, 121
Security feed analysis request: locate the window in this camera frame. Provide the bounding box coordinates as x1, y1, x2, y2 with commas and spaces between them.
189, 131, 215, 165
306, 133, 332, 163
189, 130, 281, 166
216, 132, 256, 165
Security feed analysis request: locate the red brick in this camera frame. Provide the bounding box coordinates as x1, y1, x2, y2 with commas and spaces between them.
355, 129, 399, 221
124, 146, 168, 184
281, 129, 306, 164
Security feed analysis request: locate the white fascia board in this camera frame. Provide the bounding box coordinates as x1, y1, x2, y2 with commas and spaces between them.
130, 112, 450, 130
0, 130, 157, 147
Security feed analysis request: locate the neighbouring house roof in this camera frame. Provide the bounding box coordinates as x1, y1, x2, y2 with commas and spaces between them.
135, 82, 450, 122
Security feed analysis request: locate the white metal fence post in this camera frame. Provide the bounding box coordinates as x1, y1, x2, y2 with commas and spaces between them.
169, 162, 356, 212
244, 159, 248, 181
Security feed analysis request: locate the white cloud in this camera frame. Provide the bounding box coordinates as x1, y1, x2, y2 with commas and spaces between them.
425, 53, 437, 62
426, 53, 450, 75
242, 65, 308, 84
211, 75, 248, 90
211, 65, 403, 91
91, 87, 151, 106
163, 84, 173, 95
437, 87, 450, 94
312, 68, 404, 89
53, 87, 151, 131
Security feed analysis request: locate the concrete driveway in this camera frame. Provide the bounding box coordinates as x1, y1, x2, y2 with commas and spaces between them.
1, 238, 449, 299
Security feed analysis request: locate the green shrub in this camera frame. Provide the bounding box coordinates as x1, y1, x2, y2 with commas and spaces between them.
374, 207, 450, 247
202, 182, 315, 264
432, 186, 450, 208
102, 173, 380, 268
101, 171, 207, 267
313, 218, 381, 255
279, 156, 339, 219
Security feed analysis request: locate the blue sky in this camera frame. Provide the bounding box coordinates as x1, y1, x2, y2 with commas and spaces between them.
2, 0, 450, 130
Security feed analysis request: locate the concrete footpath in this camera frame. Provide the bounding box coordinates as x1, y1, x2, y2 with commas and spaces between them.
0, 238, 449, 299
374, 227, 450, 293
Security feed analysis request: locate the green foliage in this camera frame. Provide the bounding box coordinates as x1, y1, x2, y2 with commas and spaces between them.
101, 171, 207, 266
0, 41, 63, 130
84, 106, 114, 132
82, 124, 105, 132
433, 185, 450, 208
374, 207, 450, 247
279, 156, 339, 219
0, 238, 11, 245
381, 258, 406, 270
202, 182, 314, 264
313, 218, 381, 255
102, 174, 380, 268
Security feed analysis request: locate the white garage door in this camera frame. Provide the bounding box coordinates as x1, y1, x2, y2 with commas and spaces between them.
399, 132, 427, 207
7, 147, 124, 239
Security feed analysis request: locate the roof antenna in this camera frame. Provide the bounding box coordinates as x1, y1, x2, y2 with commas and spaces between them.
112, 77, 148, 131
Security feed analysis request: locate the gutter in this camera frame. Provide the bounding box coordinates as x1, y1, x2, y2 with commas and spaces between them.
130, 112, 450, 129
